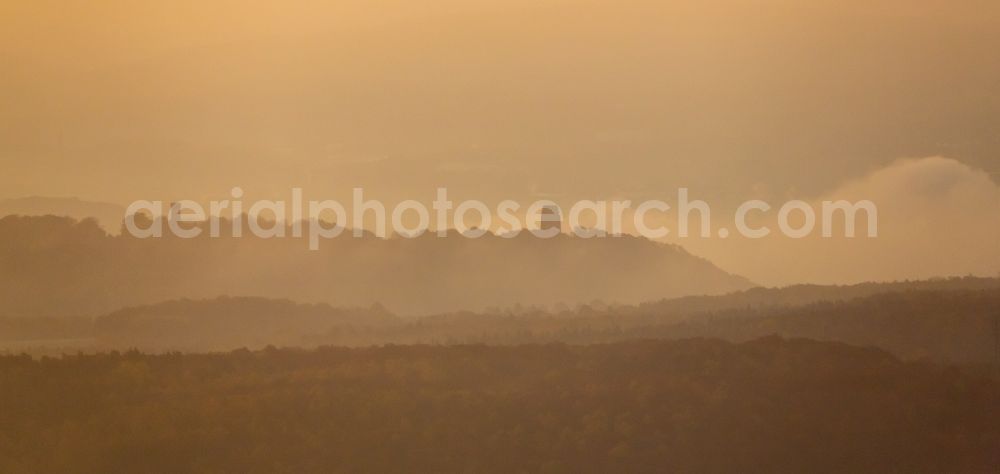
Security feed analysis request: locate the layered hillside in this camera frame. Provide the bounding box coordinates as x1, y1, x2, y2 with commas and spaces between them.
0, 215, 751, 317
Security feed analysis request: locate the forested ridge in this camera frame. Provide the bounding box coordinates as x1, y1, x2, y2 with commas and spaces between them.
0, 215, 750, 317
5, 284, 998, 365
2, 337, 998, 473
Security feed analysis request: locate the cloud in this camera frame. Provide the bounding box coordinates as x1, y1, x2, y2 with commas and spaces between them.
681, 157, 1000, 286
837, 156, 1000, 209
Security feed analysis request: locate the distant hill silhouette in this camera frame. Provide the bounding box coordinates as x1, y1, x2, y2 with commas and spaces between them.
0, 196, 125, 234
0, 215, 752, 317
6, 279, 998, 364
627, 276, 1000, 321
94, 297, 396, 351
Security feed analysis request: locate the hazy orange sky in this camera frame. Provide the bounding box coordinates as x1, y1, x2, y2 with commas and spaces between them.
2, 0, 999, 285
